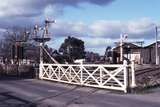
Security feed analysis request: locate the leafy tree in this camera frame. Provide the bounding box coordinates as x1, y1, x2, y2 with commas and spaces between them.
59, 36, 85, 62
104, 46, 112, 57
104, 46, 112, 63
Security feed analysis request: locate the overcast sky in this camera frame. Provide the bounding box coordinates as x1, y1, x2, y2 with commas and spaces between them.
0, 0, 160, 55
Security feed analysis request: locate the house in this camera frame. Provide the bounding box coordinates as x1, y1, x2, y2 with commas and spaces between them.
113, 41, 160, 65
113, 43, 142, 64
142, 41, 160, 64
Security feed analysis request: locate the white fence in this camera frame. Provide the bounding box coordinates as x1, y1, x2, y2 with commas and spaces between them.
39, 60, 135, 93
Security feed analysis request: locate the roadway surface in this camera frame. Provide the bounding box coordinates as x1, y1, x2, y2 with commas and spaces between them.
0, 78, 160, 107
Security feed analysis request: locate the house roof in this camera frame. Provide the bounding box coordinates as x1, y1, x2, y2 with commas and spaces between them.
113, 42, 141, 51
144, 41, 160, 48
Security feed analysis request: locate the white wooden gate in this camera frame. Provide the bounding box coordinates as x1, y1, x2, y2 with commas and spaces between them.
39, 60, 134, 93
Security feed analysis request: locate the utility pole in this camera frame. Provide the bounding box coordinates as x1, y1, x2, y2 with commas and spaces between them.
120, 33, 127, 62
139, 42, 144, 64
155, 26, 159, 65
120, 34, 123, 62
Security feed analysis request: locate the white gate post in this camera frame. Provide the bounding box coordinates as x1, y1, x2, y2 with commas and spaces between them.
100, 66, 103, 86
131, 60, 136, 88
80, 64, 83, 85
123, 60, 128, 93
39, 62, 43, 79
39, 43, 43, 79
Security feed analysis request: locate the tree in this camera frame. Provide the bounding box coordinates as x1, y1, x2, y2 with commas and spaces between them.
59, 36, 85, 62
104, 46, 112, 57
104, 46, 112, 63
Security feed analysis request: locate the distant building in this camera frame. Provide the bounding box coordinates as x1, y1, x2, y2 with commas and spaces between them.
113, 43, 142, 64
113, 41, 160, 65
142, 41, 160, 64
85, 52, 100, 63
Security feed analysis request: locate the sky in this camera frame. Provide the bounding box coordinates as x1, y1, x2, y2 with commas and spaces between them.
0, 0, 160, 55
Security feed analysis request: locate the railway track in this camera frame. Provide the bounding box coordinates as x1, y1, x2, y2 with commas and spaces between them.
134, 65, 160, 87
135, 67, 160, 76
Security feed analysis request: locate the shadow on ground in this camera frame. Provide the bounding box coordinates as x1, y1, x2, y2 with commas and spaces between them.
0, 91, 38, 107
